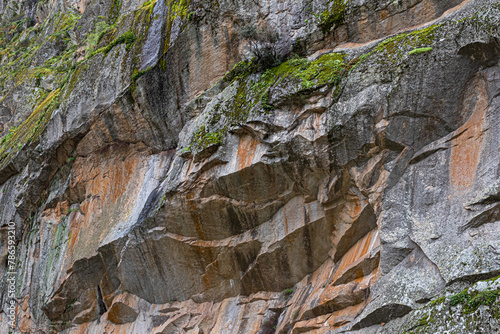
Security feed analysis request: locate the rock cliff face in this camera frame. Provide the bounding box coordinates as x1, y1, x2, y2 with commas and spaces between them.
0, 0, 500, 333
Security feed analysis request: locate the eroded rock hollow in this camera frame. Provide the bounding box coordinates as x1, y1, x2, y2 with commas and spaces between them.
1, 0, 500, 333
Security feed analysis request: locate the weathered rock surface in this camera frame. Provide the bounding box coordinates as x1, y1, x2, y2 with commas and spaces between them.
0, 0, 499, 333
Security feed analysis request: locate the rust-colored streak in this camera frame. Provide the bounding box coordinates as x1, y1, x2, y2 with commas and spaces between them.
347, 198, 365, 219
450, 80, 488, 193
65, 143, 153, 262
186, 192, 206, 240
41, 201, 70, 224
331, 229, 378, 283
327, 303, 367, 329
359, 232, 372, 256
189, 22, 236, 99
380, 10, 388, 21
237, 136, 258, 170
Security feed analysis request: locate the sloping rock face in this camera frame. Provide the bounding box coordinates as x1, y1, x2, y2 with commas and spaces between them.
0, 0, 500, 333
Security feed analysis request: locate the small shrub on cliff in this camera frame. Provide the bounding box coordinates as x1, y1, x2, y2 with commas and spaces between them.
239, 24, 284, 70
283, 288, 294, 299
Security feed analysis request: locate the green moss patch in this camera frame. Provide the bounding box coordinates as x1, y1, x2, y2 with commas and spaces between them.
372, 24, 440, 63
283, 288, 294, 299
318, 0, 348, 34
191, 125, 225, 150
449, 288, 500, 313
87, 30, 136, 58
469, 290, 499, 309
185, 5, 500, 157
402, 283, 500, 334
131, 66, 153, 82
187, 53, 346, 153
171, 0, 190, 20
408, 47, 433, 56
85, 20, 115, 54
0, 89, 61, 170
449, 290, 470, 306
0, 11, 82, 104
130, 65, 154, 92
141, 0, 157, 9
348, 23, 441, 72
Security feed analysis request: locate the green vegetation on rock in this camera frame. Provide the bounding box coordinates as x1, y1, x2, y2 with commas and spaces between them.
403, 276, 500, 334
0, 0, 176, 163
343, 23, 442, 75
85, 20, 115, 54
187, 53, 346, 153
191, 125, 225, 150
318, 0, 348, 33
449, 290, 470, 306
171, 0, 190, 20
141, 0, 157, 9
87, 30, 136, 58
408, 47, 433, 56
131, 66, 154, 83
283, 288, 294, 299
469, 290, 499, 309
449, 288, 500, 313
370, 24, 441, 64
0, 9, 86, 171
0, 11, 81, 95
0, 89, 61, 170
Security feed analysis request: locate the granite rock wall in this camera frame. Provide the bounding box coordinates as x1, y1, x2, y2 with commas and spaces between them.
0, 0, 499, 333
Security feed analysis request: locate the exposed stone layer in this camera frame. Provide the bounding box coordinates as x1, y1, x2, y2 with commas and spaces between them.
0, 0, 499, 333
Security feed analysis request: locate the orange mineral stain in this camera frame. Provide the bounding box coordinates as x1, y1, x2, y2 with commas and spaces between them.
450, 80, 488, 193
347, 198, 365, 219
237, 136, 258, 170
332, 229, 379, 283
